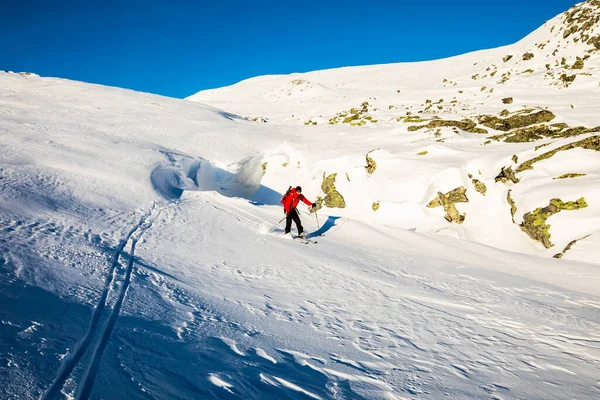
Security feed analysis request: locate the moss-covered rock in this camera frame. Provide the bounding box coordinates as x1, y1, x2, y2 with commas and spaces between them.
408, 119, 488, 134
489, 123, 599, 143
553, 235, 590, 258
313, 196, 325, 212
495, 166, 520, 184
478, 110, 555, 132
472, 179, 487, 195
321, 173, 346, 208
553, 173, 587, 179
588, 34, 600, 49
560, 73, 576, 86
502, 97, 514, 104
365, 151, 377, 175
520, 197, 588, 248
523, 52, 535, 60
572, 57, 585, 69
372, 202, 380, 211
427, 186, 468, 224
507, 190, 517, 223
516, 135, 600, 173
398, 115, 426, 123
343, 114, 360, 124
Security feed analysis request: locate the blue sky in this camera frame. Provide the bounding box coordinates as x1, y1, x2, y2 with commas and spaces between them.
1, 0, 576, 98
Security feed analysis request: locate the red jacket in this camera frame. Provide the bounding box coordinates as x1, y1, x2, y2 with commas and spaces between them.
281, 188, 312, 213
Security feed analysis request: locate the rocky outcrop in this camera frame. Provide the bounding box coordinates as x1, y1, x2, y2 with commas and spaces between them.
478, 110, 556, 132
507, 190, 517, 223
553, 235, 591, 258
495, 166, 520, 184
553, 173, 587, 179
408, 119, 487, 134
489, 123, 599, 143
472, 179, 487, 195
321, 173, 346, 208
520, 197, 588, 248
516, 135, 600, 173
427, 187, 469, 224
365, 151, 377, 175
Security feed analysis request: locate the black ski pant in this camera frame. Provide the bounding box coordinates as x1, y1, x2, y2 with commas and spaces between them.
285, 208, 304, 234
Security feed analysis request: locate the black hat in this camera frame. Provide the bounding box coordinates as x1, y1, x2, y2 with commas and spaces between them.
296, 186, 302, 192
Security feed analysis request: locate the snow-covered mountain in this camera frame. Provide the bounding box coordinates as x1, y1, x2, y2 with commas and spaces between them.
190, 0, 600, 262
1, 1, 599, 399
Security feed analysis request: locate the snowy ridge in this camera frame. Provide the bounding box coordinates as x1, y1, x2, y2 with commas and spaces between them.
1, 2, 600, 399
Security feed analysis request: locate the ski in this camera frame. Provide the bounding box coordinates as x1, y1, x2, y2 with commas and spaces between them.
293, 235, 317, 244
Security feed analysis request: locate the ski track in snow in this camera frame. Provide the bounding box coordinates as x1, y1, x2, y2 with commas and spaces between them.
41, 203, 164, 399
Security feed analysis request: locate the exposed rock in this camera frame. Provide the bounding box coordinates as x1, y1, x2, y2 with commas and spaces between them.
417, 150, 428, 156
478, 110, 555, 132
503, 55, 513, 62
572, 57, 585, 69
282, 162, 289, 167
365, 151, 377, 175
321, 173, 346, 208
507, 190, 517, 223
261, 162, 267, 175
408, 119, 488, 134
520, 198, 588, 248
516, 135, 600, 173
553, 235, 590, 258
489, 123, 599, 143
313, 196, 324, 212
472, 179, 487, 195
372, 202, 380, 211
588, 34, 600, 49
560, 73, 576, 86
512, 154, 519, 163
398, 115, 426, 123
343, 114, 360, 124
502, 97, 514, 104
495, 166, 520, 184
427, 187, 468, 224
248, 116, 269, 123
523, 52, 535, 60
553, 173, 587, 179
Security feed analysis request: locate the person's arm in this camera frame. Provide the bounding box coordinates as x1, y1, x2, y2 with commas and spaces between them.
299, 194, 312, 206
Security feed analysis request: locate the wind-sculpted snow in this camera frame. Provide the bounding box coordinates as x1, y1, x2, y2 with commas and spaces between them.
151, 152, 282, 205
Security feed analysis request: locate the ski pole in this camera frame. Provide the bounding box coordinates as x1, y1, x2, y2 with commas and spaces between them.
268, 216, 286, 233
315, 209, 320, 229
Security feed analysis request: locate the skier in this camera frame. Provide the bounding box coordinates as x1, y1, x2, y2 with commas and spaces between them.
281, 186, 316, 238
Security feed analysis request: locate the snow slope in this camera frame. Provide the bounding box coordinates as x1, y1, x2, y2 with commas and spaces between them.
189, 0, 600, 263
1, 2, 600, 400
